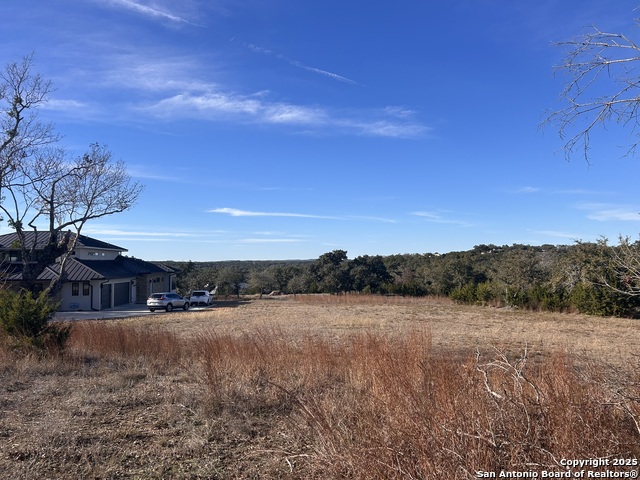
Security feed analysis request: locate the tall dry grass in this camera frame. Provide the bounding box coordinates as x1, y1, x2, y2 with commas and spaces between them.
291, 292, 452, 306
2, 317, 639, 479
69, 321, 183, 366
78, 322, 640, 477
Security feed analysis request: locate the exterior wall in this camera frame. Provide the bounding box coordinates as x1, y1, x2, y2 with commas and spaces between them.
60, 281, 94, 311
136, 273, 177, 303
56, 274, 175, 310
136, 276, 150, 304
59, 278, 135, 311
73, 247, 121, 261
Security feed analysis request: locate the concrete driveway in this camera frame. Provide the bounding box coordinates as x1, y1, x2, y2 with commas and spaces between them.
54, 304, 152, 321
54, 304, 213, 321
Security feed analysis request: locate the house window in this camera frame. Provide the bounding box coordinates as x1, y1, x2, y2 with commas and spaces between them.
83, 283, 90, 296
72, 283, 79, 296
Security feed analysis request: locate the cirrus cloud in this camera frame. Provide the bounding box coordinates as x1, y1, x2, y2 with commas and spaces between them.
210, 207, 339, 219
576, 202, 640, 222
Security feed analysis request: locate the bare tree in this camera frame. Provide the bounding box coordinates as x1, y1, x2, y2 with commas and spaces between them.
0, 56, 143, 292
546, 16, 640, 302
601, 236, 640, 296
545, 23, 640, 162
0, 143, 143, 291
0, 54, 58, 193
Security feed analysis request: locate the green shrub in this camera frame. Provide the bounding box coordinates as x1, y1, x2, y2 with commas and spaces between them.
475, 281, 497, 306
450, 283, 477, 304
0, 289, 69, 352
527, 285, 569, 312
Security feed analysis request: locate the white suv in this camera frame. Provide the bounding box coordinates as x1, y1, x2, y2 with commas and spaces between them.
189, 290, 214, 306
147, 292, 189, 312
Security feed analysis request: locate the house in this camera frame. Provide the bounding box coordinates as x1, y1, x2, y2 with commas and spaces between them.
0, 231, 178, 311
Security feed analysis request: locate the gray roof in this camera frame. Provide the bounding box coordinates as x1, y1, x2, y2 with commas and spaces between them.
39, 259, 105, 282
115, 256, 177, 275
0, 264, 25, 282
7, 256, 177, 283
0, 231, 127, 252
0, 231, 177, 283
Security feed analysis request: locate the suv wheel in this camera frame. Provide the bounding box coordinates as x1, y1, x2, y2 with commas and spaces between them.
166, 303, 173, 312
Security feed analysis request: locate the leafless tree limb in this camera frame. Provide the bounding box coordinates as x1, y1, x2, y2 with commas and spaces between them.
545, 25, 640, 162
0, 54, 58, 192
0, 56, 144, 292
600, 236, 640, 296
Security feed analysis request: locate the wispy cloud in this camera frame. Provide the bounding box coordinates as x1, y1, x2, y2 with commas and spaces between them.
239, 238, 305, 244
247, 43, 358, 85
83, 228, 200, 238
142, 92, 261, 118
412, 211, 441, 220
140, 90, 426, 138
412, 211, 472, 226
210, 207, 339, 219
126, 164, 195, 183
557, 188, 610, 196
210, 208, 398, 223
532, 229, 582, 240
42, 98, 89, 111
576, 202, 640, 222
253, 231, 287, 236
384, 106, 415, 118
100, 56, 212, 93
349, 215, 397, 224
45, 48, 428, 138
293, 63, 357, 85
511, 186, 540, 194
341, 119, 428, 138
101, 0, 196, 25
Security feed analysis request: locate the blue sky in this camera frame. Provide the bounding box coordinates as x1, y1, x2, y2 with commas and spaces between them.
2, 1, 640, 261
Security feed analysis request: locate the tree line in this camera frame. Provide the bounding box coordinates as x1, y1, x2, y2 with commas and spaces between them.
170, 240, 640, 318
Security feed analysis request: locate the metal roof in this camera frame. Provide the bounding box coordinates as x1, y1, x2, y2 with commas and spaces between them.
116, 256, 177, 274
0, 231, 176, 283
0, 231, 127, 252
39, 259, 106, 282
6, 256, 177, 283
77, 258, 139, 279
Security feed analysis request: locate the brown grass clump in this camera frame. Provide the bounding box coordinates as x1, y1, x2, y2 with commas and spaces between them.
0, 298, 638, 479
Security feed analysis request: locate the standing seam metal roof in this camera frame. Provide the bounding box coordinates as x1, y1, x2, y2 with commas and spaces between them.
15, 256, 177, 282
0, 232, 127, 252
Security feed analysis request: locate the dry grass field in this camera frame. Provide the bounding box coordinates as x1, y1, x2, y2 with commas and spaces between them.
1, 295, 639, 479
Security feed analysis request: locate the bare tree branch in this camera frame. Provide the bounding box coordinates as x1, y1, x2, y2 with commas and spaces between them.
0, 56, 144, 293
544, 25, 640, 162
600, 236, 640, 296
16, 144, 143, 291
0, 54, 58, 191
